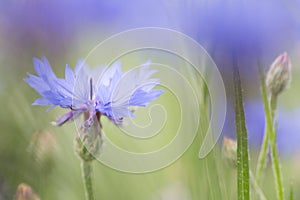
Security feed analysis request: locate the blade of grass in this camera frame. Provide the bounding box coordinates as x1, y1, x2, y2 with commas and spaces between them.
233, 65, 250, 200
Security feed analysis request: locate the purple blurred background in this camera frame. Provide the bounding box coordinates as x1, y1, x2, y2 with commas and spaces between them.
1, 0, 300, 155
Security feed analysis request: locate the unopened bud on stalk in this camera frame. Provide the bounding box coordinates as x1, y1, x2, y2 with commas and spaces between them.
75, 115, 104, 162
28, 130, 56, 169
266, 52, 291, 97
75, 136, 97, 162
222, 137, 237, 167
15, 183, 40, 200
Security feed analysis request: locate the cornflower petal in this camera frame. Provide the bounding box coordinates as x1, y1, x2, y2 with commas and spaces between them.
25, 57, 162, 126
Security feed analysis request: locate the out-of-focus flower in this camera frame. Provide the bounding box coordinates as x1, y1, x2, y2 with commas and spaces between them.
15, 183, 40, 200
0, 1, 124, 55
177, 1, 300, 138
28, 130, 57, 172
266, 52, 292, 97
183, 1, 299, 70
24, 57, 163, 126
222, 137, 237, 167
222, 100, 300, 156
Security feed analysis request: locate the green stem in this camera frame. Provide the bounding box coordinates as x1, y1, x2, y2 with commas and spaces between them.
233, 65, 250, 200
256, 70, 276, 185
255, 124, 269, 185
270, 94, 284, 200
269, 118, 285, 200
270, 94, 278, 118
257, 68, 284, 200
81, 160, 94, 200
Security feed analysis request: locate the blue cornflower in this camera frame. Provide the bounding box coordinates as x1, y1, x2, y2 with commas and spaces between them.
24, 57, 163, 127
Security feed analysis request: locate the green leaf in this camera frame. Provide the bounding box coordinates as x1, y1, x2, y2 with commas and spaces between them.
233, 65, 250, 200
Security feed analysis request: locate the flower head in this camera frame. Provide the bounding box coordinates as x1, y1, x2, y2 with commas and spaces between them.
222, 137, 237, 167
24, 57, 163, 127
266, 52, 291, 97
15, 183, 40, 200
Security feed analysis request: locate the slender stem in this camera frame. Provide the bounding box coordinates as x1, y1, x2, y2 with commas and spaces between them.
257, 68, 284, 200
256, 69, 273, 185
81, 160, 94, 200
269, 108, 285, 200
270, 94, 278, 118
270, 138, 284, 200
270, 93, 284, 200
249, 170, 267, 200
255, 124, 269, 185
269, 127, 285, 200
233, 64, 250, 200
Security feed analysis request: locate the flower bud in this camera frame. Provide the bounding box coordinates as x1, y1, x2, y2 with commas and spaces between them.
266, 52, 291, 96
75, 115, 104, 162
15, 183, 40, 200
28, 130, 56, 169
75, 136, 96, 162
222, 137, 237, 167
